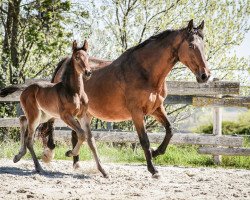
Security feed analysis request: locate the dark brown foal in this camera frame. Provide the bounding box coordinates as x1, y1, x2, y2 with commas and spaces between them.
0, 40, 107, 177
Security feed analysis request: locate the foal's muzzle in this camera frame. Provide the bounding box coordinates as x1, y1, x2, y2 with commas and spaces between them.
84, 70, 92, 80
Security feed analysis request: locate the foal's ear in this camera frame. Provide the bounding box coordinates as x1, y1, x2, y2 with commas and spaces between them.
72, 40, 77, 51
197, 20, 204, 30
187, 19, 194, 32
82, 40, 88, 51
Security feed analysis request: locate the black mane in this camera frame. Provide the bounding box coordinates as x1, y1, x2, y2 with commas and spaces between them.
126, 26, 202, 53
128, 29, 181, 53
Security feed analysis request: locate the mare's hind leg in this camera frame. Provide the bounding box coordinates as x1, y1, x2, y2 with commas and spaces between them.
61, 113, 86, 157
79, 114, 108, 177
13, 115, 28, 163
40, 119, 56, 163
150, 105, 173, 158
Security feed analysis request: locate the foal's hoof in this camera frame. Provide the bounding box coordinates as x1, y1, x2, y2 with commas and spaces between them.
42, 148, 54, 163
13, 155, 21, 163
103, 173, 109, 178
152, 172, 160, 179
73, 162, 81, 170
65, 150, 74, 157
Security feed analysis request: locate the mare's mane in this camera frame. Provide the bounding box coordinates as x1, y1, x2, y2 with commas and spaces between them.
126, 26, 203, 54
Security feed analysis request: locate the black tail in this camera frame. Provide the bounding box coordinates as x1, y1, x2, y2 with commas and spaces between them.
0, 86, 23, 97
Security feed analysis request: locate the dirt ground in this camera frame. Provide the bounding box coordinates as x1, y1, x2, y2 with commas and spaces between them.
0, 159, 249, 200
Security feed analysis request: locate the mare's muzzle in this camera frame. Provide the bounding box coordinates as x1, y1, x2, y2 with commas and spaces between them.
196, 73, 210, 83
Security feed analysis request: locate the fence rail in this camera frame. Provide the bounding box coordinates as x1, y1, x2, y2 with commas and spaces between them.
0, 79, 249, 160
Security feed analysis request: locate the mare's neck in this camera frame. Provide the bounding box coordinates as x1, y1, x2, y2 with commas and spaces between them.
134, 30, 185, 90
64, 58, 84, 94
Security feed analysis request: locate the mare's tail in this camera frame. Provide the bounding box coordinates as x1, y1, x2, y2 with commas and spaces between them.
0, 85, 25, 97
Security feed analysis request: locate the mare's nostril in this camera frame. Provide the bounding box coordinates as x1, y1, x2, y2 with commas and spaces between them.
201, 73, 207, 81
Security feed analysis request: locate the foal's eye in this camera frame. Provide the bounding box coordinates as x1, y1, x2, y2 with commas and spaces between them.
75, 57, 79, 61
189, 44, 194, 49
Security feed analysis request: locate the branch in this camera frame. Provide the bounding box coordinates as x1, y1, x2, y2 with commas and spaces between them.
0, 6, 7, 14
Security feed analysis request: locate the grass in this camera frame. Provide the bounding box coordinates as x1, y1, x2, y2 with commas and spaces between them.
1, 140, 249, 169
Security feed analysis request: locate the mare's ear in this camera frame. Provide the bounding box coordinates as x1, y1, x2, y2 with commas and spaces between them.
82, 40, 88, 51
187, 19, 194, 32
198, 20, 204, 30
72, 40, 77, 51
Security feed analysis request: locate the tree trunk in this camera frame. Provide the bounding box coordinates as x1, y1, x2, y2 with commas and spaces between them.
10, 0, 21, 84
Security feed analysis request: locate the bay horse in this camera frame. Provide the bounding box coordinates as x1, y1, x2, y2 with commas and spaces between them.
46, 19, 210, 178
0, 40, 107, 177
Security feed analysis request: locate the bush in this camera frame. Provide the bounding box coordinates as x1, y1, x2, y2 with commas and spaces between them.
196, 111, 250, 135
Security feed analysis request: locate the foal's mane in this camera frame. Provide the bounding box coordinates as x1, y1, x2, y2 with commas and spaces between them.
51, 57, 68, 83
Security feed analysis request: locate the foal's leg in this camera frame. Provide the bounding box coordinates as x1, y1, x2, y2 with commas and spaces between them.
13, 115, 28, 163
71, 130, 80, 169
61, 113, 86, 157
150, 105, 173, 158
131, 109, 159, 178
79, 115, 108, 177
26, 112, 45, 173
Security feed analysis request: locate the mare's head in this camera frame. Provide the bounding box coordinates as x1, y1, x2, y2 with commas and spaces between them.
178, 20, 210, 83
72, 40, 92, 80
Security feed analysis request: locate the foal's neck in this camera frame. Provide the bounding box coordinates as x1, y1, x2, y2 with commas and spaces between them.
64, 58, 84, 95
135, 30, 185, 90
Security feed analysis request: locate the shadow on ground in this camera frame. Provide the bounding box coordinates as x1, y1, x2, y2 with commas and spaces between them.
0, 166, 90, 179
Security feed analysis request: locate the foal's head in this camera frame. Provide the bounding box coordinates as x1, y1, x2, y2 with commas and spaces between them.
178, 19, 210, 83
72, 40, 92, 79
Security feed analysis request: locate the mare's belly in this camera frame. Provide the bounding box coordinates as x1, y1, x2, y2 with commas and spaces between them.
88, 98, 132, 122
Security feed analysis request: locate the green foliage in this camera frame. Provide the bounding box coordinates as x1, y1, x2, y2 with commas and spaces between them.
1, 141, 249, 169
196, 111, 250, 135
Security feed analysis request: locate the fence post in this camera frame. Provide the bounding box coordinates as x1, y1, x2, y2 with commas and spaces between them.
107, 122, 113, 130
213, 79, 222, 164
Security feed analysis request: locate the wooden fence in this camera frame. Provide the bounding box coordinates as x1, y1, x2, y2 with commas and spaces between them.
0, 79, 249, 164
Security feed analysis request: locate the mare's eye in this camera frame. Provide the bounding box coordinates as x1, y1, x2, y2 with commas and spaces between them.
75, 57, 79, 61
189, 43, 194, 49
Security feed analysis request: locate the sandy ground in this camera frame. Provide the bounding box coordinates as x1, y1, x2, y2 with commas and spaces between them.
0, 159, 249, 200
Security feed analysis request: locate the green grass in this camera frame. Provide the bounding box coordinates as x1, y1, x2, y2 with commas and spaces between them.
0, 140, 249, 169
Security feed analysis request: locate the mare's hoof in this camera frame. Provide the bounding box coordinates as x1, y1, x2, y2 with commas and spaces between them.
151, 148, 159, 158
13, 155, 20, 163
73, 162, 81, 170
65, 150, 74, 157
152, 172, 160, 179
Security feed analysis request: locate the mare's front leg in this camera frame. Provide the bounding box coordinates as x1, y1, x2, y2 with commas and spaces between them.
131, 109, 159, 178
61, 113, 86, 157
150, 105, 173, 158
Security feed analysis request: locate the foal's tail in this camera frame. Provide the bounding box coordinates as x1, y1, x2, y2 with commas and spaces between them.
0, 85, 25, 97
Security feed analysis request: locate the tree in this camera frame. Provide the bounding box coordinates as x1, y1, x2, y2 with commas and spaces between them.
87, 0, 250, 130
